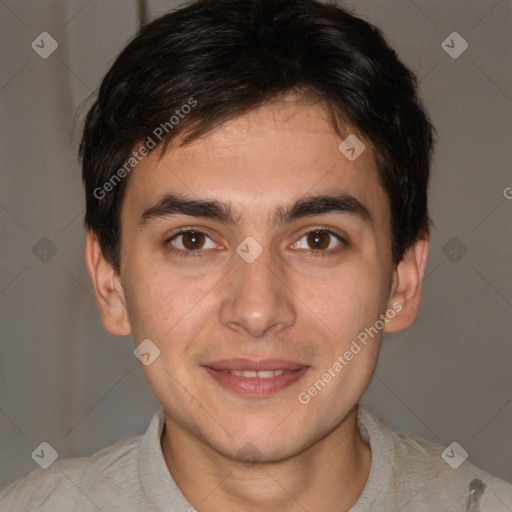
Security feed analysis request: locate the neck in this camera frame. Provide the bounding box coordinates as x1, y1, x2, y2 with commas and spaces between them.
160, 406, 371, 512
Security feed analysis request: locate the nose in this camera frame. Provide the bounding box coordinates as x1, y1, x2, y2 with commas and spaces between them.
218, 243, 297, 338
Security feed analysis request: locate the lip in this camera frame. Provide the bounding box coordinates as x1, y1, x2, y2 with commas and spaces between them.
201, 359, 310, 397
204, 358, 307, 371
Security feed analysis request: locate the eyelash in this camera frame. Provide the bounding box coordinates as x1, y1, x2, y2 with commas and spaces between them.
165, 226, 347, 259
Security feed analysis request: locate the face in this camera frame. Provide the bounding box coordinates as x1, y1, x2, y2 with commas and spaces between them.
90, 96, 423, 463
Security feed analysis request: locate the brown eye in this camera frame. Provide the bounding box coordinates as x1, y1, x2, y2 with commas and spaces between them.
294, 229, 345, 251
181, 231, 205, 250
168, 230, 218, 254
306, 231, 331, 250
290, 228, 345, 256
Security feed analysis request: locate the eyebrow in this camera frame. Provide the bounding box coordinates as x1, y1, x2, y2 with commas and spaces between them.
138, 192, 372, 228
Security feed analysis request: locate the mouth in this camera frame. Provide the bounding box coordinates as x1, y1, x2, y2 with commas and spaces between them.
201, 358, 310, 397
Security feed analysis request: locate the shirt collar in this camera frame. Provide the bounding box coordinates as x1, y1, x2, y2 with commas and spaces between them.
137, 404, 393, 510
138, 407, 193, 511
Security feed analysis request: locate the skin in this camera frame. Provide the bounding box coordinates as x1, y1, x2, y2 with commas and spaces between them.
86, 95, 429, 512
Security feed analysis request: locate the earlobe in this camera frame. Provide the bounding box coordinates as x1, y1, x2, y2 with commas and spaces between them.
384, 238, 429, 333
85, 231, 131, 336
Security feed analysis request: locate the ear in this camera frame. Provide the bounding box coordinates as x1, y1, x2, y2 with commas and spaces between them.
85, 230, 131, 336
384, 238, 429, 333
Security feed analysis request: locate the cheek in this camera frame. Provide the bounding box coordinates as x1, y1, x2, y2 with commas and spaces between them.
123, 258, 222, 359
121, 257, 180, 345
296, 261, 386, 346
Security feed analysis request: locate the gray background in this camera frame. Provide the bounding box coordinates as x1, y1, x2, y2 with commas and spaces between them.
0, 0, 511, 489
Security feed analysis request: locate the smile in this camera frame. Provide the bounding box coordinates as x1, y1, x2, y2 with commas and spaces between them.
202, 360, 310, 396
229, 369, 285, 378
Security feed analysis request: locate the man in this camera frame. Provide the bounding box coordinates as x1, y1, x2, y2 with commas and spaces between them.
1, 0, 511, 510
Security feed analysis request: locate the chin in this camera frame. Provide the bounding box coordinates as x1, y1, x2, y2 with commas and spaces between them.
229, 440, 301, 465
216, 425, 309, 464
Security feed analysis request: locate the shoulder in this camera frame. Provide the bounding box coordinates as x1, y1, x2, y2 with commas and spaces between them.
395, 429, 512, 510
0, 434, 141, 511
357, 405, 512, 511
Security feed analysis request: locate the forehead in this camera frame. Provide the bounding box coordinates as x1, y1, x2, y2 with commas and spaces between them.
121, 97, 389, 228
